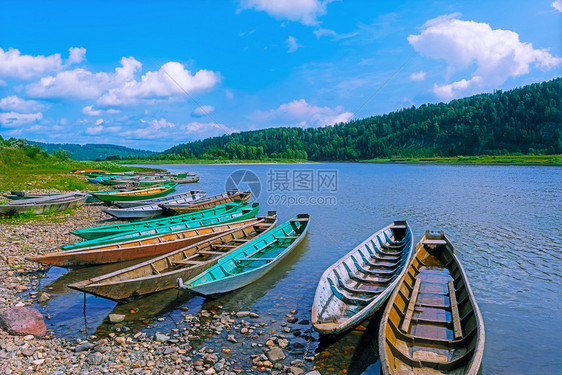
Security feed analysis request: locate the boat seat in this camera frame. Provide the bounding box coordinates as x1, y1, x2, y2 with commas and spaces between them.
400, 278, 422, 333
234, 239, 279, 263
448, 280, 463, 339
275, 236, 299, 239
172, 259, 205, 266
350, 256, 396, 276
423, 239, 447, 246
198, 250, 225, 255
333, 269, 384, 296
289, 218, 308, 222
232, 238, 250, 242
235, 257, 274, 263
327, 278, 372, 306
211, 244, 238, 249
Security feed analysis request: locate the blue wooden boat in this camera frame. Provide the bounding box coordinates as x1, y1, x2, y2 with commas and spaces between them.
63, 203, 260, 250
71, 201, 247, 240
177, 213, 310, 296
311, 220, 414, 335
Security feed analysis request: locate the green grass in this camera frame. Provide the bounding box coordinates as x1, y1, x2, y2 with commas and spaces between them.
360, 154, 562, 165
0, 205, 80, 223
0, 146, 162, 191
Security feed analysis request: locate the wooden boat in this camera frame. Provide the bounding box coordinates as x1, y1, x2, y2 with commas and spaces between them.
71, 169, 109, 174
68, 214, 277, 302
72, 201, 248, 240
178, 213, 309, 296
378, 231, 485, 375
91, 183, 177, 202
26, 218, 264, 267
174, 176, 200, 184
161, 191, 251, 215
3, 191, 58, 200
63, 203, 260, 250
311, 221, 414, 335
0, 192, 89, 216
114, 190, 206, 208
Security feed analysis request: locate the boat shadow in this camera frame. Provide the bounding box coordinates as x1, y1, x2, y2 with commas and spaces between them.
314, 309, 383, 375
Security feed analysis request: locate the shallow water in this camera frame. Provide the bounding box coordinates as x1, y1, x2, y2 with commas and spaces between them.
31, 163, 561, 374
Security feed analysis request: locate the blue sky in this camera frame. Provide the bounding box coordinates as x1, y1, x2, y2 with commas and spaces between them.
1, 0, 561, 151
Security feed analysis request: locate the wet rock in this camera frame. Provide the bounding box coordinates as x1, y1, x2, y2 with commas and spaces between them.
305, 371, 321, 375
153, 333, 169, 343
37, 293, 50, 303
278, 338, 289, 348
87, 352, 103, 365
265, 347, 286, 363
236, 311, 251, 318
0, 307, 46, 336
249, 312, 259, 318
74, 342, 94, 352
108, 313, 126, 323
227, 335, 237, 343
290, 367, 304, 375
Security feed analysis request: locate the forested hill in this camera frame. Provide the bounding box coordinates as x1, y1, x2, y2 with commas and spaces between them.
30, 142, 154, 161
161, 78, 561, 161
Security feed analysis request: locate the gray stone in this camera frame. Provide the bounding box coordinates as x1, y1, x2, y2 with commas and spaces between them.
153, 333, 169, 343
74, 342, 94, 352
290, 367, 304, 375
278, 338, 289, 348
265, 347, 286, 363
305, 371, 321, 375
108, 313, 126, 323
87, 352, 103, 365
236, 311, 251, 318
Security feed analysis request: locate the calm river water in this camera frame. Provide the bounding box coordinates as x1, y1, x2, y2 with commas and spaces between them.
35, 163, 561, 374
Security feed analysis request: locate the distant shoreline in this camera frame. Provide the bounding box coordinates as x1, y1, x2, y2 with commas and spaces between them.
118, 154, 561, 166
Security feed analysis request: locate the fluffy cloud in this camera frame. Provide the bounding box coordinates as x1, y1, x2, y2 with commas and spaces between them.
82, 105, 121, 116
0, 112, 43, 128
96, 62, 221, 106
0, 95, 48, 113
251, 99, 353, 127
191, 105, 215, 117
410, 71, 426, 81
0, 47, 84, 80
239, 0, 327, 25
287, 36, 301, 53
27, 56, 142, 99
181, 122, 239, 137
552, 0, 562, 12
408, 14, 562, 99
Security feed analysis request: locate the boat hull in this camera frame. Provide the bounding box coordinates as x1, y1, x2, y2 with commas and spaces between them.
68, 215, 277, 302
161, 191, 251, 215
378, 231, 485, 375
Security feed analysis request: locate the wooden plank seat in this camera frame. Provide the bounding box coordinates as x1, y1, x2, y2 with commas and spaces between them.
327, 277, 372, 306
400, 278, 422, 332
448, 280, 463, 339
333, 269, 385, 296
172, 259, 206, 266
198, 250, 225, 255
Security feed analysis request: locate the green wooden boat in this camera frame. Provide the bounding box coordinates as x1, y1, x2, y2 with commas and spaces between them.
62, 203, 260, 250
91, 183, 177, 202
71, 201, 252, 240
178, 214, 310, 296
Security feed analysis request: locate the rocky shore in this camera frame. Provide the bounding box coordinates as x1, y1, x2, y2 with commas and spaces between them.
0, 197, 323, 375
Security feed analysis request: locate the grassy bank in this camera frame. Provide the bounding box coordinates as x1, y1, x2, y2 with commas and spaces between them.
360, 154, 562, 165
0, 146, 159, 191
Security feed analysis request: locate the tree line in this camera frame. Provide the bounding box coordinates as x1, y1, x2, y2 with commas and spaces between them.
131, 78, 562, 161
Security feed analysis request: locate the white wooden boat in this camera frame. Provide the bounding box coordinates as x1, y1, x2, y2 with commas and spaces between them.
0, 192, 88, 216
311, 220, 414, 335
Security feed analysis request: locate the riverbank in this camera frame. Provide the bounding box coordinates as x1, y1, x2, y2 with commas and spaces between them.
0, 201, 318, 375
117, 159, 311, 165
360, 154, 561, 165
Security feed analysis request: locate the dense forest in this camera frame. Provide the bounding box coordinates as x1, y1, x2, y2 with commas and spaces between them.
153, 78, 560, 161
29, 141, 154, 161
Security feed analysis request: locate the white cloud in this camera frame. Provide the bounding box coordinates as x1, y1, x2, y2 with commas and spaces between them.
410, 71, 426, 81
552, 0, 562, 12
0, 95, 48, 113
286, 36, 301, 53
0, 47, 84, 80
225, 90, 234, 100
181, 122, 239, 137
82, 105, 121, 116
239, 0, 327, 25
0, 111, 43, 128
251, 99, 353, 127
96, 61, 221, 106
191, 105, 215, 117
408, 14, 562, 99
27, 56, 142, 99
68, 47, 86, 64
313, 28, 359, 41
85, 125, 104, 135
